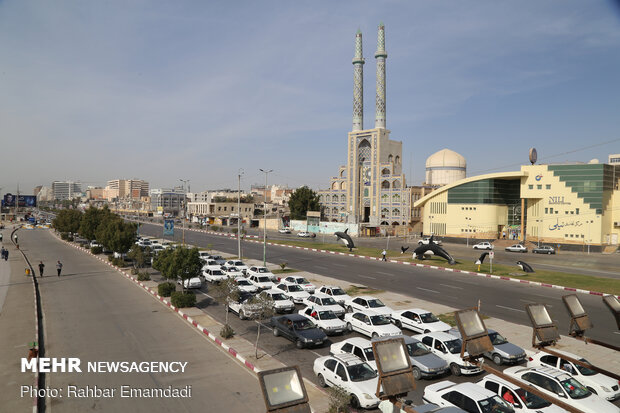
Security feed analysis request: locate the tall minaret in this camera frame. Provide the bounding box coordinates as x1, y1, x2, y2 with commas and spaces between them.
352, 29, 365, 131
374, 23, 387, 129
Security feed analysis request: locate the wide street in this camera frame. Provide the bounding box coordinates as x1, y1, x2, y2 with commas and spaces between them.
137, 222, 619, 344
8, 228, 264, 413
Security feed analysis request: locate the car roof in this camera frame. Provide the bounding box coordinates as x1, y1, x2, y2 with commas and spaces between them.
330, 353, 366, 366
352, 309, 383, 316
505, 366, 573, 381
445, 382, 495, 400
419, 331, 460, 341
339, 337, 372, 347
371, 334, 416, 344
479, 374, 524, 391
400, 308, 433, 314
532, 349, 580, 360
320, 285, 344, 290
353, 295, 379, 300
277, 313, 307, 322
285, 275, 305, 280
311, 292, 332, 299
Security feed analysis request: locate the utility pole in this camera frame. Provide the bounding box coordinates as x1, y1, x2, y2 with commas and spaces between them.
237, 169, 244, 259
179, 179, 189, 246
259, 169, 273, 266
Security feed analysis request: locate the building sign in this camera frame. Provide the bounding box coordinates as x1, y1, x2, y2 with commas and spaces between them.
548, 218, 582, 231
2, 194, 37, 207
535, 174, 543, 181
548, 196, 571, 205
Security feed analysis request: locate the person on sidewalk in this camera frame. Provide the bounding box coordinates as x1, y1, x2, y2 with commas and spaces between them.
0, 233, 3, 242
381, 249, 387, 261
38, 261, 45, 277
56, 260, 63, 277
0, 247, 5, 260
3, 248, 8, 261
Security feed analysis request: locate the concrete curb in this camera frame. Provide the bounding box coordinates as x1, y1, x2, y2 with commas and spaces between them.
139, 221, 619, 299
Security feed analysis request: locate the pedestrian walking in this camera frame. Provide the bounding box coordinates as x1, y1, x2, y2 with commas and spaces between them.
3, 249, 8, 261
381, 249, 387, 262
56, 260, 63, 277
14, 234, 18, 243
0, 233, 3, 242
0, 247, 5, 260
38, 261, 45, 277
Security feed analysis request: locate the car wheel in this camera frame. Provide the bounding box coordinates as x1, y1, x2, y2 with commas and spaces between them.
347, 306, 353, 313
346, 322, 352, 332
350, 394, 361, 409
412, 367, 422, 381
317, 374, 326, 388
548, 251, 551, 255
273, 328, 280, 337
239, 310, 246, 320
492, 353, 502, 366
395, 320, 402, 328
295, 339, 304, 349
372, 332, 378, 339
450, 363, 461, 376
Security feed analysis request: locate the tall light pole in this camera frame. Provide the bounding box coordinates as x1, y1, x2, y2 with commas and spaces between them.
179, 179, 189, 245
465, 217, 471, 247
237, 169, 244, 259
259, 169, 273, 266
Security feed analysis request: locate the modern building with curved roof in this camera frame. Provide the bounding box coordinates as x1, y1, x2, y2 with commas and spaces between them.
425, 149, 467, 186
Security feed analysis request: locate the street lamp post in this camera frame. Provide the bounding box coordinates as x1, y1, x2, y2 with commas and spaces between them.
179, 179, 190, 245
259, 169, 273, 266
465, 217, 471, 247
237, 169, 243, 259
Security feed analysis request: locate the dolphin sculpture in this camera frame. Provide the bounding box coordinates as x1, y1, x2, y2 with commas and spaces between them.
335, 228, 355, 252
475, 252, 489, 265
400, 246, 409, 254
516, 261, 534, 273
413, 243, 456, 265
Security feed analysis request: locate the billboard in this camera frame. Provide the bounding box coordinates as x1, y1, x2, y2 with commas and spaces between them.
2, 194, 37, 207
163, 219, 174, 236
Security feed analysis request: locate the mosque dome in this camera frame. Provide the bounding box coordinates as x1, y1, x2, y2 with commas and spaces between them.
425, 149, 467, 169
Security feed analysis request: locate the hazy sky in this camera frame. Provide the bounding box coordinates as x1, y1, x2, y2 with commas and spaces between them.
2, 1, 620, 195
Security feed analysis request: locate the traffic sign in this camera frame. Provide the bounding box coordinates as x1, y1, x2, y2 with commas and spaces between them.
489, 251, 495, 259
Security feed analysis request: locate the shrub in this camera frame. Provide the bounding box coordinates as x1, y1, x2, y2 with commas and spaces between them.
231, 228, 238, 234
211, 225, 219, 232
91, 246, 103, 254
67, 235, 74, 242
327, 386, 351, 413
220, 324, 235, 339
137, 272, 151, 281
131, 268, 139, 275
158, 282, 176, 297
60, 232, 69, 240
110, 257, 125, 267
171, 291, 196, 308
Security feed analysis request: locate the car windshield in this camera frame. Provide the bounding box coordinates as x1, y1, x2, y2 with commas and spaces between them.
346, 363, 377, 382
287, 285, 303, 292
514, 388, 551, 409
228, 267, 239, 272
293, 319, 315, 330
297, 278, 310, 284
560, 377, 590, 399
478, 396, 514, 413
318, 311, 337, 320
444, 339, 463, 354
419, 312, 439, 323
363, 347, 376, 361
234, 261, 244, 266
257, 276, 271, 283
237, 279, 251, 286
258, 268, 268, 273
367, 299, 385, 308
575, 359, 597, 376
489, 332, 508, 345
322, 297, 338, 306
370, 315, 391, 325
331, 288, 346, 296
271, 293, 288, 301
212, 270, 224, 275
406, 342, 431, 357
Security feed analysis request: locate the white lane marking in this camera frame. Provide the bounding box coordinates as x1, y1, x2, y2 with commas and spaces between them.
310, 351, 323, 357
613, 332, 620, 335
377, 271, 395, 277
440, 284, 463, 290
416, 287, 439, 294
358, 275, 376, 280
496, 305, 525, 313
332, 263, 346, 267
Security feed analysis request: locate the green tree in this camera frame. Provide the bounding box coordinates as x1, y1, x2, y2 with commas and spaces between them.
127, 245, 147, 270
288, 186, 321, 220
153, 247, 201, 292
53, 209, 83, 234
79, 205, 112, 240
96, 216, 137, 254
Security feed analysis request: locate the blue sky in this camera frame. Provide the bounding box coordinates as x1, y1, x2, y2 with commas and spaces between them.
1, 1, 620, 194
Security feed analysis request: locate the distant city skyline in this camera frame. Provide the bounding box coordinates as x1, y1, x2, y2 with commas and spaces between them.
1, 1, 619, 194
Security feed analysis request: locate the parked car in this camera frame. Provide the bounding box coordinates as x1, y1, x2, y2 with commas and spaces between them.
271, 314, 327, 348
418, 237, 443, 246
234, 277, 258, 293
449, 328, 526, 366
318, 285, 352, 305
89, 240, 102, 249
473, 242, 494, 250
478, 374, 566, 413
391, 308, 450, 334
274, 282, 311, 304
503, 366, 619, 413
223, 260, 249, 274
532, 246, 555, 255
297, 231, 316, 238
201, 260, 222, 272
228, 292, 260, 320
417, 331, 482, 376
221, 266, 244, 278
505, 244, 527, 253
298, 306, 347, 335
344, 296, 393, 318
260, 289, 295, 313
344, 310, 402, 339
527, 349, 620, 401
202, 268, 228, 283
283, 276, 316, 293
391, 335, 449, 380
313, 353, 380, 409
247, 274, 275, 291
423, 381, 514, 413
278, 228, 291, 234
247, 266, 277, 281
177, 276, 202, 289
303, 293, 345, 317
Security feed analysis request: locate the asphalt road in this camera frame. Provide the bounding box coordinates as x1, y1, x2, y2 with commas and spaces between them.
18, 228, 264, 413
136, 222, 619, 345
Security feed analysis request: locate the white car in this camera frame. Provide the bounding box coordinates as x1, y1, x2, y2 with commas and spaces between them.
177, 276, 202, 289
278, 228, 291, 234
505, 244, 527, 253
89, 240, 102, 249
201, 260, 222, 272
317, 285, 352, 305
473, 242, 493, 250
344, 310, 402, 339
330, 337, 378, 369
247, 266, 277, 281
344, 296, 393, 318
297, 231, 314, 238
423, 381, 514, 413
298, 306, 347, 335
228, 292, 261, 320
391, 308, 450, 334
274, 282, 310, 304
503, 366, 619, 413
222, 266, 244, 278
198, 251, 211, 261
260, 289, 295, 313
247, 274, 275, 291
234, 277, 258, 293
418, 237, 442, 246
283, 276, 316, 293
202, 268, 228, 283
417, 331, 482, 376
528, 349, 620, 401
478, 374, 566, 413
224, 260, 249, 274
313, 353, 380, 410
303, 293, 345, 317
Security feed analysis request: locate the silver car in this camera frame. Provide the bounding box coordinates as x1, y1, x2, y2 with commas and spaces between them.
372, 335, 449, 380
450, 328, 525, 365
